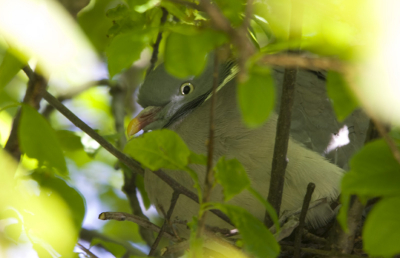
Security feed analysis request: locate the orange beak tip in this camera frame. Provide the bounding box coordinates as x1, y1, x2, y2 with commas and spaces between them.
127, 118, 141, 138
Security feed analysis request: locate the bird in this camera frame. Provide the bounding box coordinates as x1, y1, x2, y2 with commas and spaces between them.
126, 56, 348, 234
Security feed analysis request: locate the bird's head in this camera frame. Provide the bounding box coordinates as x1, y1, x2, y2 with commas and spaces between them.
127, 57, 236, 137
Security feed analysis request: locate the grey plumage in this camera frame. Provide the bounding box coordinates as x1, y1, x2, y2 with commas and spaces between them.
130, 58, 365, 233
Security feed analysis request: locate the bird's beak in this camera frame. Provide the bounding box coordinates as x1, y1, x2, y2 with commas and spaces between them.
127, 106, 162, 137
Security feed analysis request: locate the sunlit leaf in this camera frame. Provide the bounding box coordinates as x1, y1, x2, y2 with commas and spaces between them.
326, 71, 358, 121
124, 129, 190, 170
19, 105, 68, 176
164, 29, 228, 78
0, 0, 100, 86
189, 151, 207, 165
214, 157, 250, 201
211, 203, 280, 258
363, 197, 400, 257
0, 49, 25, 92
32, 173, 86, 231
237, 65, 275, 128
341, 140, 400, 197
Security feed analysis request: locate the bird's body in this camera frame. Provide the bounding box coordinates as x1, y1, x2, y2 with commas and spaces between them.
128, 59, 347, 233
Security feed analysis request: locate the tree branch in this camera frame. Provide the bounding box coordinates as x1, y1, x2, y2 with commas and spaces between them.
197, 52, 220, 237
98, 212, 178, 241
42, 90, 232, 225
265, 0, 303, 226
149, 191, 180, 256
5, 66, 47, 161
146, 7, 168, 76
80, 228, 146, 256
294, 183, 315, 258
77, 243, 99, 258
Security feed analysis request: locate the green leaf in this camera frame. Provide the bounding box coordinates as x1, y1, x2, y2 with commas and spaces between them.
164, 29, 228, 78
341, 140, 400, 197
337, 193, 351, 232
214, 0, 245, 26
106, 29, 148, 78
19, 105, 68, 176
0, 50, 25, 92
247, 187, 279, 231
237, 65, 275, 128
363, 197, 400, 257
135, 174, 151, 209
211, 203, 280, 258
189, 151, 207, 165
326, 71, 358, 121
124, 129, 190, 171
214, 157, 250, 201
56, 130, 84, 152
78, 0, 114, 52
32, 173, 86, 231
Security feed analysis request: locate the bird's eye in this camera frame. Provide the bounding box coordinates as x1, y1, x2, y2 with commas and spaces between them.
180, 82, 194, 95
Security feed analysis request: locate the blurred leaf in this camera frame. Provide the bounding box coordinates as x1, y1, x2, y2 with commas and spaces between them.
326, 71, 358, 121
1, 209, 23, 243
363, 197, 400, 257
189, 151, 207, 165
124, 129, 190, 170
78, 0, 116, 52
19, 105, 68, 176
106, 3, 130, 19
92, 238, 126, 257
134, 0, 160, 13
247, 187, 279, 231
237, 65, 275, 128
32, 174, 86, 231
211, 203, 280, 258
160, 1, 188, 21
0, 49, 25, 92
164, 29, 228, 78
214, 157, 250, 201
106, 29, 148, 78
56, 130, 84, 152
341, 140, 400, 197
214, 0, 245, 26
135, 175, 151, 209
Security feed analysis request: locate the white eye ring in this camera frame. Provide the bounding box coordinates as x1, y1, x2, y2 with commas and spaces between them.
180, 82, 194, 95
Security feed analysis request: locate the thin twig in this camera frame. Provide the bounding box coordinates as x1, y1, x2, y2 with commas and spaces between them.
197, 53, 220, 238
42, 79, 110, 118
99, 212, 178, 241
77, 243, 99, 258
265, 0, 303, 226
146, 7, 168, 76
294, 183, 315, 258
149, 191, 180, 256
80, 228, 146, 256
5, 66, 47, 161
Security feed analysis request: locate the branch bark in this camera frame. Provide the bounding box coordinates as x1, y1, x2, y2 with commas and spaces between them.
5, 66, 47, 161
265, 0, 303, 226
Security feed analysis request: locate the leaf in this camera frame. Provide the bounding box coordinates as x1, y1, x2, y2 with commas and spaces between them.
56, 130, 84, 152
341, 140, 400, 197
237, 65, 275, 128
326, 71, 358, 121
211, 203, 280, 258
32, 173, 86, 231
164, 29, 228, 78
189, 151, 207, 165
0, 49, 25, 92
124, 129, 190, 171
247, 187, 280, 231
135, 174, 151, 209
336, 192, 351, 232
19, 105, 68, 176
363, 197, 400, 257
214, 157, 250, 201
106, 29, 148, 78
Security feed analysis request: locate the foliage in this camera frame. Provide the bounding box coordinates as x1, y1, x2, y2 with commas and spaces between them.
0, 0, 399, 257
